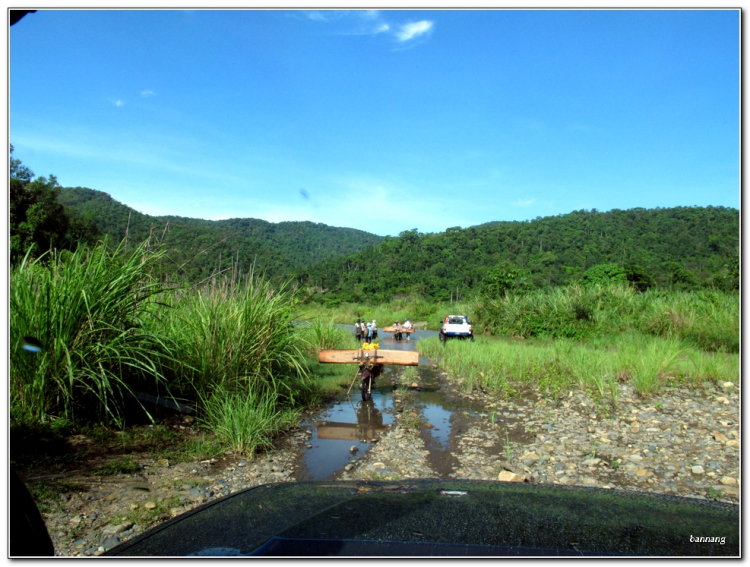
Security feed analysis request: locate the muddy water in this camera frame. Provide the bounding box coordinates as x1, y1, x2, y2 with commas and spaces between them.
293, 328, 530, 481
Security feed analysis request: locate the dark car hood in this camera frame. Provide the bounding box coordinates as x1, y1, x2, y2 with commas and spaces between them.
108, 479, 739, 557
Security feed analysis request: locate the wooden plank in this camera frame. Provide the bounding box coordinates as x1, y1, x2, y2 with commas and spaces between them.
318, 349, 419, 366
382, 326, 415, 333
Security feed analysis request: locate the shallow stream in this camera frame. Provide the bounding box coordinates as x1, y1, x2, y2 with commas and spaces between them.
293, 328, 531, 481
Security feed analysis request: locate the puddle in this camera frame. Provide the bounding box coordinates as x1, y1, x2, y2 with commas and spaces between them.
293, 328, 533, 481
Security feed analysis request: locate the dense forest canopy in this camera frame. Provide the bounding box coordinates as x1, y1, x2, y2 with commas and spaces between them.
296, 206, 739, 303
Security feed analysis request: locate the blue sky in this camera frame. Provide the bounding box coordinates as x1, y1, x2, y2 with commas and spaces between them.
10, 9, 739, 237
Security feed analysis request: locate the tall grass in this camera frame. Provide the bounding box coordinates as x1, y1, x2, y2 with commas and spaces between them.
419, 332, 738, 400
10, 241, 172, 424
475, 284, 739, 353
149, 272, 316, 454
154, 272, 307, 400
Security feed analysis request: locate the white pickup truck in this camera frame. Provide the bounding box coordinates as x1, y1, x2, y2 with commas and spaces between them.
439, 315, 475, 342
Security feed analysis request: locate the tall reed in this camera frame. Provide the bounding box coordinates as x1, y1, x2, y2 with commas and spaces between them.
155, 272, 307, 400
10, 241, 171, 424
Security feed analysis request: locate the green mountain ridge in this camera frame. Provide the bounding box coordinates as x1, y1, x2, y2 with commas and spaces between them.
57, 187, 383, 283
295, 206, 739, 302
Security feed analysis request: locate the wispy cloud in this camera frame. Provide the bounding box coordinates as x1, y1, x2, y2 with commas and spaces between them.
114, 100, 124, 107
307, 11, 434, 45
514, 199, 536, 207
395, 21, 434, 42
141, 90, 155, 98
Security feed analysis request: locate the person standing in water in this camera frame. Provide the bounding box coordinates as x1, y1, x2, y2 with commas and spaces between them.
354, 319, 362, 342
403, 318, 413, 340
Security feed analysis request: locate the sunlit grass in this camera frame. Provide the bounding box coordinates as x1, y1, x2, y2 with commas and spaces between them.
10, 240, 172, 424
419, 331, 738, 400
475, 284, 738, 353
199, 386, 299, 457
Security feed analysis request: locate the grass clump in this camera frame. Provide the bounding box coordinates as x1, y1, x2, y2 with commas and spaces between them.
156, 272, 307, 400
199, 386, 299, 457
10, 240, 172, 425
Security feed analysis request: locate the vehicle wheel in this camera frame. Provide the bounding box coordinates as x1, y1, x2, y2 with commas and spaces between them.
470, 334, 475, 342
439, 331, 446, 343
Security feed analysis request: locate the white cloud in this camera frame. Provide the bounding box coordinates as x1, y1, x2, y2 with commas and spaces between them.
141, 90, 155, 97
514, 199, 536, 207
375, 24, 390, 33
395, 21, 433, 42
114, 100, 124, 107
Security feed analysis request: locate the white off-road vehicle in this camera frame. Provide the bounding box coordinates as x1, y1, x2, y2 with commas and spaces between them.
439, 315, 474, 342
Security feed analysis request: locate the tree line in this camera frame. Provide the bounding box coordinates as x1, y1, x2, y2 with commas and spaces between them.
295, 206, 739, 304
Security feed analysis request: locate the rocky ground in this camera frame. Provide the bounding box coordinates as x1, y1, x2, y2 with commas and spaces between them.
24, 369, 739, 556
343, 370, 740, 504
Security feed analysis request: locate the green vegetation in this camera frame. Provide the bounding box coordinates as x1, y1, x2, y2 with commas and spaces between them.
475, 284, 739, 352
199, 387, 299, 456
57, 186, 382, 283
9, 151, 739, 477
419, 331, 738, 402
10, 229, 365, 463
10, 146, 100, 264
10, 240, 172, 424
298, 207, 738, 303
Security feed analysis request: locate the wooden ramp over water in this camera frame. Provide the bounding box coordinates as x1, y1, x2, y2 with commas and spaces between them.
318, 349, 419, 366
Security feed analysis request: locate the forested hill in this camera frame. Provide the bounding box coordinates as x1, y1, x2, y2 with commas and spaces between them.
296, 206, 739, 302
58, 187, 383, 282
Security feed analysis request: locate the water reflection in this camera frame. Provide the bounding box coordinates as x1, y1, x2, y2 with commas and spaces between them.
294, 325, 496, 481
316, 400, 385, 442
294, 387, 395, 481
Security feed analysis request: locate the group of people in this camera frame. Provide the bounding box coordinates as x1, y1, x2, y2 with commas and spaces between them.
355, 319, 378, 343
391, 319, 413, 341
355, 318, 414, 342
